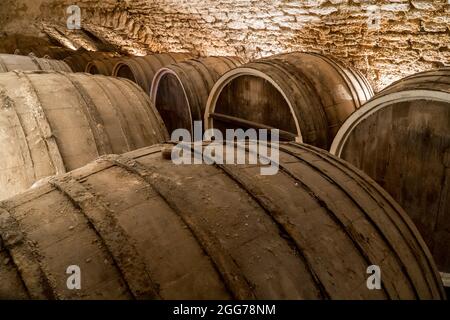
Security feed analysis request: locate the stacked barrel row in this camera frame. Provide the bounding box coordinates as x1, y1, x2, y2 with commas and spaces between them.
0, 50, 373, 197
0, 45, 447, 299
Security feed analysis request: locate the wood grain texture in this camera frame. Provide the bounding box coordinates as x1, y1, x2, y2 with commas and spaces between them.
205, 52, 374, 148
331, 68, 450, 274
0, 71, 168, 200
0, 54, 72, 73
0, 142, 444, 300
64, 51, 118, 72
112, 53, 194, 94
151, 56, 242, 134
85, 58, 122, 76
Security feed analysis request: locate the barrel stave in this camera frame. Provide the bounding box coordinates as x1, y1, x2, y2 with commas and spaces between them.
64, 51, 117, 73
0, 71, 168, 200
331, 68, 450, 274
85, 58, 121, 75
205, 52, 374, 149
0, 142, 444, 300
151, 56, 242, 134
112, 53, 194, 94
0, 54, 72, 72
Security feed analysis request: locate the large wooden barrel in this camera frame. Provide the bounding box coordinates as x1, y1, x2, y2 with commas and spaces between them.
112, 53, 193, 94
85, 58, 122, 76
150, 57, 243, 134
64, 51, 119, 72
330, 68, 450, 273
0, 142, 444, 299
0, 54, 72, 73
30, 47, 75, 60
0, 71, 168, 201
0, 34, 55, 56
205, 52, 374, 148
12, 47, 75, 60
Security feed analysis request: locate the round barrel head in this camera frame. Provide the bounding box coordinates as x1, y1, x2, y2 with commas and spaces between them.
331, 72, 450, 273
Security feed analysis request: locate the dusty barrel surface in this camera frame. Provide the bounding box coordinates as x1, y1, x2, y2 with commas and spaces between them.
28, 47, 75, 60
330, 68, 450, 273
11, 47, 74, 60
85, 58, 121, 76
64, 51, 118, 72
112, 53, 193, 94
0, 71, 168, 201
205, 52, 373, 148
151, 56, 243, 134
0, 54, 72, 72
0, 142, 444, 300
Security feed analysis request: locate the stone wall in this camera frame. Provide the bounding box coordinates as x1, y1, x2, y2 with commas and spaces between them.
1, 0, 449, 91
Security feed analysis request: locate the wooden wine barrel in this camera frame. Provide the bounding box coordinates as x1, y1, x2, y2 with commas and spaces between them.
85, 58, 122, 76
30, 46, 75, 60
330, 68, 450, 273
0, 54, 72, 73
112, 53, 193, 94
150, 57, 243, 134
0, 34, 54, 56
64, 51, 118, 72
205, 52, 374, 148
0, 71, 168, 201
0, 142, 445, 300
12, 47, 74, 60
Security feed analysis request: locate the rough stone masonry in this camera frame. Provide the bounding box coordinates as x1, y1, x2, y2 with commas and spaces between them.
1, 0, 449, 91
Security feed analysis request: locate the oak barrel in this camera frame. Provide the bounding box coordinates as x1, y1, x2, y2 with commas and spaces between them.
64, 51, 118, 72
0, 142, 444, 299
0, 54, 72, 72
0, 35, 64, 58
330, 68, 450, 273
28, 47, 75, 60
10, 47, 74, 60
0, 71, 168, 200
112, 53, 193, 94
205, 52, 374, 148
85, 58, 122, 76
151, 56, 243, 134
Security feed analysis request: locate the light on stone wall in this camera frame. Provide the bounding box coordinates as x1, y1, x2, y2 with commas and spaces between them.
127, 48, 147, 56
42, 23, 78, 51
